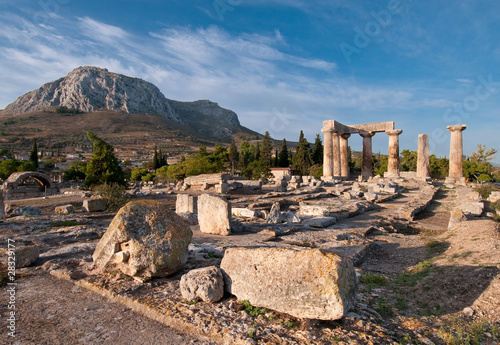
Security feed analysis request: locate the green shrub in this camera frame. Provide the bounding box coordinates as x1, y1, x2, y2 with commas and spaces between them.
94, 183, 129, 211
478, 174, 492, 182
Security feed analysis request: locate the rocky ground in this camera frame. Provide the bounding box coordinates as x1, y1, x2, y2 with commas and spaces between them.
1, 180, 500, 344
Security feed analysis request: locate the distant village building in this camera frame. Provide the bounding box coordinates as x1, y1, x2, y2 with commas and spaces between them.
0, 155, 8, 161
14, 154, 29, 161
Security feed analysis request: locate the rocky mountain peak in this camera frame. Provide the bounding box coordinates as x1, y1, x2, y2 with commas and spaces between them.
2, 66, 180, 122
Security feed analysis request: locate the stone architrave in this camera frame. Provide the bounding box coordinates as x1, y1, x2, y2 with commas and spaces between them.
221, 247, 357, 321
417, 134, 431, 179
360, 132, 375, 180
198, 194, 231, 236
340, 133, 351, 178
446, 125, 467, 185
92, 200, 192, 280
321, 128, 334, 178
385, 129, 403, 177
332, 132, 341, 178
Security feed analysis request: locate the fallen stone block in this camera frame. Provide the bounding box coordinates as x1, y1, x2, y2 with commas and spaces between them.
232, 208, 259, 218
6, 206, 42, 217
488, 191, 500, 203
460, 202, 484, 216
221, 247, 356, 320
14, 245, 40, 268
92, 200, 192, 280
82, 198, 107, 212
364, 192, 378, 203
198, 194, 231, 236
180, 266, 224, 303
303, 217, 337, 228
282, 212, 301, 224
55, 204, 74, 214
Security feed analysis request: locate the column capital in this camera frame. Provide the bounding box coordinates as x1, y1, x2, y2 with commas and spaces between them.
447, 124, 466, 132
359, 131, 375, 138
385, 129, 403, 136
341, 133, 351, 139
321, 127, 335, 134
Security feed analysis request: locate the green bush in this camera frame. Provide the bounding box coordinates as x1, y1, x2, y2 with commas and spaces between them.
93, 183, 129, 211
478, 174, 492, 182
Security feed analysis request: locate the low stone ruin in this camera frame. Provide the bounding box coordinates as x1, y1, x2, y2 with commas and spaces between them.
92, 200, 192, 280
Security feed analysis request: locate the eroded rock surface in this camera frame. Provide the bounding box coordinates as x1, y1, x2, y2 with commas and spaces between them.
180, 266, 224, 303
198, 194, 231, 236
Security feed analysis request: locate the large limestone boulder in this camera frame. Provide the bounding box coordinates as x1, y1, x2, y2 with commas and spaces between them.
197, 194, 231, 236
92, 200, 192, 279
180, 266, 224, 303
221, 247, 357, 320
460, 202, 484, 216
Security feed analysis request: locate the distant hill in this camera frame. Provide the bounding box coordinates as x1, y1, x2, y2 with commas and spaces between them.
0, 66, 261, 158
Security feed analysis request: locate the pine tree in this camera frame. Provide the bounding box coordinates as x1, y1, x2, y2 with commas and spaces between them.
84, 131, 125, 188
30, 138, 39, 169
260, 131, 273, 167
278, 138, 289, 167
311, 134, 323, 165
292, 130, 312, 175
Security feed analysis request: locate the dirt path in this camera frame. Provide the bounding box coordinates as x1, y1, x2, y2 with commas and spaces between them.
1, 272, 217, 345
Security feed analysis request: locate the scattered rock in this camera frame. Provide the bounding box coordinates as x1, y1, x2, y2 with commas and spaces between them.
5, 206, 42, 217
487, 191, 500, 203
82, 198, 107, 212
180, 266, 224, 303
55, 204, 74, 214
175, 194, 197, 214
303, 217, 337, 228
221, 247, 357, 320
266, 202, 282, 224
282, 211, 301, 224
364, 192, 378, 203
92, 200, 192, 279
463, 307, 475, 317
198, 194, 231, 236
1, 245, 40, 268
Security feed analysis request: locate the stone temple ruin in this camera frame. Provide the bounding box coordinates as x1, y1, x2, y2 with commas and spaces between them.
2, 171, 59, 200
321, 120, 403, 180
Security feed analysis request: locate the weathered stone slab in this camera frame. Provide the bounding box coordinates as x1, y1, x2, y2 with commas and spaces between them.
460, 202, 484, 216
92, 200, 192, 279
180, 266, 224, 303
282, 212, 301, 224
83, 198, 107, 212
198, 194, 231, 236
221, 247, 357, 320
303, 217, 337, 228
176, 194, 197, 214
448, 208, 467, 229
488, 192, 500, 203
55, 204, 74, 214
5, 206, 42, 217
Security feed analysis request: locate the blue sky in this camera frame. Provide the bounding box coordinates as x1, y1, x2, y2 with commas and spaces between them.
0, 0, 499, 163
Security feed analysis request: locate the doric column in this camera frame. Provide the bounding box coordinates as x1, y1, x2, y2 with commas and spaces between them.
417, 134, 430, 179
385, 129, 403, 177
321, 127, 334, 178
340, 133, 351, 178
360, 131, 375, 180
446, 124, 467, 184
332, 132, 341, 178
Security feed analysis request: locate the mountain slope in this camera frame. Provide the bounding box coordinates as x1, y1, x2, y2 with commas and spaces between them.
0, 66, 245, 139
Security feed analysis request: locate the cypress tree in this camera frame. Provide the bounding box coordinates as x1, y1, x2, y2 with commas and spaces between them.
228, 139, 239, 175
278, 138, 289, 167
274, 149, 279, 167
260, 131, 273, 167
255, 142, 260, 161
153, 147, 160, 170
311, 134, 323, 165
292, 130, 312, 175
30, 138, 39, 169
